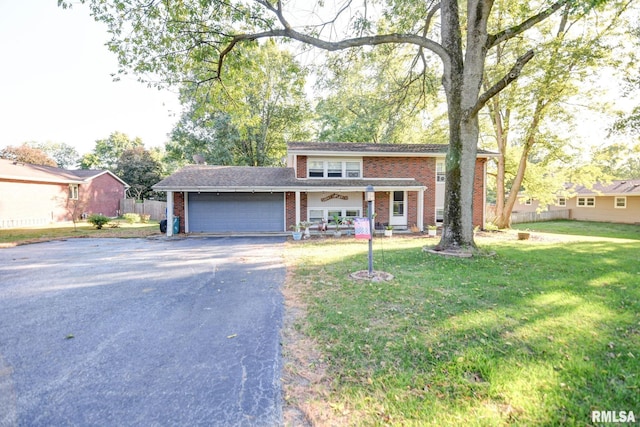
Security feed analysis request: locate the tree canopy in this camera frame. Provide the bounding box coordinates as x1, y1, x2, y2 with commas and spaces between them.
0, 144, 57, 167
80, 131, 143, 171
62, 0, 617, 253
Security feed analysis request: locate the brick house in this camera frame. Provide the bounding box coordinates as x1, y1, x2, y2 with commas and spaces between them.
154, 142, 495, 235
0, 158, 129, 228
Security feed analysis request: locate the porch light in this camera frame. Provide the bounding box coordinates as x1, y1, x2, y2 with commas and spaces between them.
365, 185, 375, 202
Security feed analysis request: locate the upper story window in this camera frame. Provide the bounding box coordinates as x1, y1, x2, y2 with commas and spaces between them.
69, 184, 79, 200
436, 161, 446, 182
307, 158, 362, 179
615, 197, 627, 209
557, 197, 566, 207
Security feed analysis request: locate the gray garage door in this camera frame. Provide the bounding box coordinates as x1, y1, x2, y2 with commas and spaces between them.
188, 192, 285, 232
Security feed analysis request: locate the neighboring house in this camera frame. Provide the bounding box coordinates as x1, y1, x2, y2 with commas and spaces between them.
0, 158, 129, 228
511, 179, 640, 224
153, 142, 496, 235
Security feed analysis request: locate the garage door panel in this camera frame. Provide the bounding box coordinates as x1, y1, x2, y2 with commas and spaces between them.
188, 192, 284, 232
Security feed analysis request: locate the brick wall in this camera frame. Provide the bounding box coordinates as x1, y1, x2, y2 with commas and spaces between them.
295, 155, 307, 178
173, 192, 185, 233
82, 174, 126, 217
473, 160, 486, 227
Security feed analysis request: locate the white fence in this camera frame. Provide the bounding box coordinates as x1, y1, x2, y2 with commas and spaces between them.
120, 199, 167, 221
510, 209, 570, 224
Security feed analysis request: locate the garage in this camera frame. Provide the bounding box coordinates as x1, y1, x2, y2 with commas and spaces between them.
188, 192, 285, 232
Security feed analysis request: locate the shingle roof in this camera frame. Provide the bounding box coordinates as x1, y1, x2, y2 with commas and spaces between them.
570, 179, 640, 196
287, 141, 497, 156
0, 158, 128, 186
153, 165, 424, 191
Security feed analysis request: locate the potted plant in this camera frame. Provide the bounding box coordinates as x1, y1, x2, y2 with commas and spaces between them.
427, 224, 437, 237
332, 214, 343, 237
290, 223, 303, 241
384, 225, 393, 237
300, 221, 313, 239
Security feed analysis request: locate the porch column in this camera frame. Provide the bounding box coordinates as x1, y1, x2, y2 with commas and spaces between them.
295, 191, 301, 226
417, 189, 424, 231
166, 191, 174, 237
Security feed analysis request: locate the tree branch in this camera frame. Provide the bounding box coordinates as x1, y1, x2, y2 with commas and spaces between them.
467, 49, 534, 119
487, 0, 568, 48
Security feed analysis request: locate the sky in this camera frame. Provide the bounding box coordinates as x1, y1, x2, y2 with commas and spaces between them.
0, 0, 182, 156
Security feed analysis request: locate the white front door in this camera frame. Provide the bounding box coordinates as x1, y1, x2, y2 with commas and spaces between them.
389, 190, 407, 227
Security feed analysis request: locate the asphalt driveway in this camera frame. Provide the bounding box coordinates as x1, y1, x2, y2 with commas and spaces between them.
0, 236, 286, 426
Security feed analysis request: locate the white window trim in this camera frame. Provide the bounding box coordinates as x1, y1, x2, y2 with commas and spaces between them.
307, 158, 363, 179
577, 197, 595, 208
308, 208, 362, 224
614, 196, 627, 209
69, 184, 79, 200
436, 161, 446, 183
557, 197, 566, 207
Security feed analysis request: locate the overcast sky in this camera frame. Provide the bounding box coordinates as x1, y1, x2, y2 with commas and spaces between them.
0, 0, 181, 156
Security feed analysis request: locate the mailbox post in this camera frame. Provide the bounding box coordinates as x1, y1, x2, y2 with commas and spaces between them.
365, 185, 375, 277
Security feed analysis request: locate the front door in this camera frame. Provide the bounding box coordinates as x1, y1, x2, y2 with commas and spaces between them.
389, 191, 407, 228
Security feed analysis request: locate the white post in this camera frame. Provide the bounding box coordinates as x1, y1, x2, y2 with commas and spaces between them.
417, 189, 425, 231
295, 191, 301, 226
166, 191, 174, 237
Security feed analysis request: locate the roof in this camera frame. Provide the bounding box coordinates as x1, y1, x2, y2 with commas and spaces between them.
0, 158, 129, 187
287, 141, 498, 157
570, 179, 640, 196
153, 165, 424, 192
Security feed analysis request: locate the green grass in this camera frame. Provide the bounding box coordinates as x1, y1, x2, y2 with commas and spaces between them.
512, 220, 640, 240
286, 227, 640, 426
0, 220, 161, 247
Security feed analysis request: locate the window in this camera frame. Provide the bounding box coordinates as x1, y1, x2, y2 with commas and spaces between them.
69, 184, 79, 200
524, 198, 532, 206
307, 208, 362, 224
615, 197, 627, 209
392, 191, 405, 216
346, 162, 360, 178
309, 160, 324, 177
307, 159, 362, 179
557, 197, 566, 207
577, 197, 595, 207
327, 161, 342, 178
436, 161, 446, 182
436, 208, 444, 223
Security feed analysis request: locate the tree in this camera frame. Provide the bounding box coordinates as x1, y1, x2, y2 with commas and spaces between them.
485, 0, 632, 228
591, 142, 640, 179
315, 46, 442, 144
166, 40, 312, 167
64, 0, 610, 253
0, 144, 57, 167
27, 141, 80, 169
115, 146, 164, 200
80, 131, 143, 171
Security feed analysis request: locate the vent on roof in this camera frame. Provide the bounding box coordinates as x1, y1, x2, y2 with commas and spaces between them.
193, 154, 206, 165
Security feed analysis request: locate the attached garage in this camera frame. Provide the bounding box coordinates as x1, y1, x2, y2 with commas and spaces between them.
188, 192, 285, 232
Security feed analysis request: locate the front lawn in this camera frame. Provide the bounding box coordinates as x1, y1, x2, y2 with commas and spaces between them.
0, 220, 161, 247
283, 227, 640, 425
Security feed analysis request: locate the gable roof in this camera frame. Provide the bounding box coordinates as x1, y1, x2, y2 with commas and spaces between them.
570, 179, 640, 196
287, 142, 497, 157
153, 165, 424, 192
0, 158, 129, 187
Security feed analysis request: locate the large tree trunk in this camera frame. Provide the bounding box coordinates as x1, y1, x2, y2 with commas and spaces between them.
435, 0, 490, 252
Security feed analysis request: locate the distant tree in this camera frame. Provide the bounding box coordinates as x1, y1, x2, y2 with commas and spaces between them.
27, 141, 80, 169
166, 41, 312, 167
591, 142, 640, 179
80, 132, 143, 171
115, 146, 164, 200
0, 144, 57, 167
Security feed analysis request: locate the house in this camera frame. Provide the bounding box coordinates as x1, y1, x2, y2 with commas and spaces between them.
153, 142, 495, 235
0, 158, 129, 228
510, 179, 640, 224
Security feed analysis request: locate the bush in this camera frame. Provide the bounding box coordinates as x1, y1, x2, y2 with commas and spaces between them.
87, 214, 110, 229
122, 213, 141, 224
140, 214, 151, 223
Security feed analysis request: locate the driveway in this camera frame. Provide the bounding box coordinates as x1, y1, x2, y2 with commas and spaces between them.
0, 236, 286, 426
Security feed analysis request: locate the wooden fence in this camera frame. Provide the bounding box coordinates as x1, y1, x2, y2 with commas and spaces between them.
486, 206, 571, 225
120, 199, 167, 221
